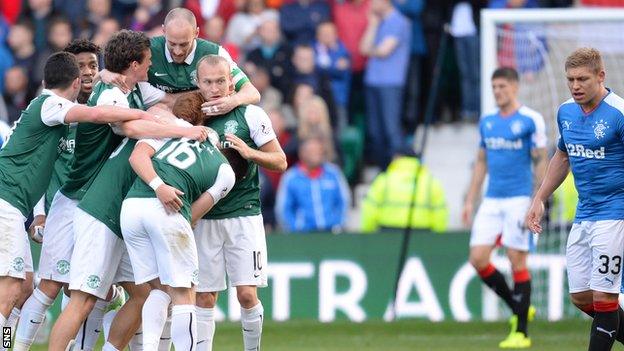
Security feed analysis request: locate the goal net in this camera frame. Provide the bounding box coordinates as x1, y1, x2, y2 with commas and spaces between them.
480, 8, 624, 321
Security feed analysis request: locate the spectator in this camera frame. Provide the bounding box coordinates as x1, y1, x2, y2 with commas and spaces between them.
125, 0, 167, 36
450, 1, 483, 122
279, 0, 330, 45
281, 82, 314, 130
265, 108, 295, 188
185, 0, 239, 37
259, 169, 278, 232
92, 17, 120, 49
245, 62, 283, 113
297, 96, 337, 162
1, 1, 22, 24
0, 118, 9, 146
3, 67, 31, 124
393, 0, 426, 133
360, 0, 411, 170
276, 136, 351, 233
110, 0, 138, 23
225, 0, 278, 52
247, 18, 293, 96
203, 15, 240, 61
31, 16, 74, 90
314, 21, 351, 133
54, 0, 87, 34
77, 0, 112, 39
331, 0, 370, 120
361, 147, 448, 233
9, 21, 38, 74
0, 18, 14, 93
19, 0, 58, 51
291, 44, 338, 123
7, 20, 38, 98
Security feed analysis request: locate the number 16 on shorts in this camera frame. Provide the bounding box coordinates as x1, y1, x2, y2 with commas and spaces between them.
3, 327, 11, 348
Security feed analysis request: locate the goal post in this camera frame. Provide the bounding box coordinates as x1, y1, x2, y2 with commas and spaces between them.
481, 8, 624, 116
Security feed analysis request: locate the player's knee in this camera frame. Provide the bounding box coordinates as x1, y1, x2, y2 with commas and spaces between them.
17, 278, 34, 306
196, 292, 218, 308
569, 292, 593, 309
468, 254, 489, 272
237, 289, 258, 308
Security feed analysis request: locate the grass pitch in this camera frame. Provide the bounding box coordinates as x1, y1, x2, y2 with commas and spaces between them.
28, 319, 610, 350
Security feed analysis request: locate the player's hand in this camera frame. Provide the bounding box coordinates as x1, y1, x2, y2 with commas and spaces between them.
98, 69, 131, 94
201, 95, 238, 117
525, 199, 545, 234
155, 184, 185, 214
183, 126, 210, 142
28, 215, 46, 244
225, 133, 253, 159
461, 202, 473, 227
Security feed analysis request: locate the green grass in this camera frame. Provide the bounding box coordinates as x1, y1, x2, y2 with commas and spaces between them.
27, 319, 620, 351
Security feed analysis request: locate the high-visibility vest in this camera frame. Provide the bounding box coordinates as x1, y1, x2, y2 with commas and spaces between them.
361, 157, 448, 233
551, 172, 577, 224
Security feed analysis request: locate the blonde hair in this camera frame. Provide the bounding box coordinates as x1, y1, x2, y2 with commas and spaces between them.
565, 47, 604, 74
297, 96, 336, 161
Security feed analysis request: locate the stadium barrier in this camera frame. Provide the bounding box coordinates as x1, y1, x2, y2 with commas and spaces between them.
31, 232, 572, 322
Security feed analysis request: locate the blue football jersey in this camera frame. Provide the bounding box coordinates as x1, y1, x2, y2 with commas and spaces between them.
557, 91, 624, 222
480, 106, 547, 198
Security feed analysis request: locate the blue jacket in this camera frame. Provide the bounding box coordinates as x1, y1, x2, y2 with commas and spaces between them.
276, 163, 351, 233
393, 0, 426, 55
314, 40, 352, 107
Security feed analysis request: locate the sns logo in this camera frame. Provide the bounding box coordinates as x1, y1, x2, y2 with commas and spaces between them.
566, 143, 605, 159
594, 119, 609, 139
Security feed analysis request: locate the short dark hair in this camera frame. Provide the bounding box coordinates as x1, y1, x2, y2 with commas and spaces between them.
492, 67, 519, 82
104, 30, 150, 73
221, 148, 249, 182
63, 39, 100, 58
44, 52, 80, 89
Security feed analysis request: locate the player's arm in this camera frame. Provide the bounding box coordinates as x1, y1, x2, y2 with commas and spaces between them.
526, 149, 570, 234
29, 196, 46, 244
227, 136, 287, 172
63, 104, 153, 124
128, 142, 185, 214
531, 147, 548, 193
461, 148, 487, 227
115, 120, 209, 141
190, 164, 236, 226
359, 13, 398, 58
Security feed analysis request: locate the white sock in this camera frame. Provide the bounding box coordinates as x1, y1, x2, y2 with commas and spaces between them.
241, 302, 264, 351
157, 318, 172, 351
0, 313, 6, 328
196, 307, 215, 351
171, 305, 197, 351
102, 310, 117, 342
128, 325, 143, 351
61, 291, 71, 310
102, 341, 120, 351
7, 306, 20, 329
74, 298, 107, 351
142, 290, 171, 350
14, 288, 53, 349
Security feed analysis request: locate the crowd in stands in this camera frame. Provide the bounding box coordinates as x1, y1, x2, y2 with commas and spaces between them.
0, 0, 615, 233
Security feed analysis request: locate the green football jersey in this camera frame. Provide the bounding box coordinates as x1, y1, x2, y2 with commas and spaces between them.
78, 138, 138, 237
0, 90, 75, 216
126, 137, 232, 222
148, 36, 249, 93
60, 82, 144, 201
44, 123, 76, 211
203, 105, 277, 219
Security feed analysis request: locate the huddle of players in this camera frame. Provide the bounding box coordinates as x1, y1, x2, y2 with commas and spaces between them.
0, 7, 286, 351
